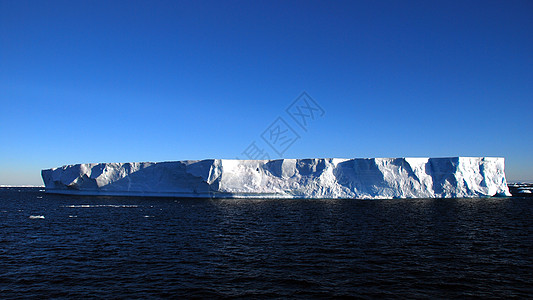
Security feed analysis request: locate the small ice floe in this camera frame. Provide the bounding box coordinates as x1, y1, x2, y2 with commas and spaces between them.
68, 215, 77, 218
518, 189, 532, 194
61, 205, 139, 208
143, 215, 154, 218
36, 196, 43, 199
29, 215, 45, 219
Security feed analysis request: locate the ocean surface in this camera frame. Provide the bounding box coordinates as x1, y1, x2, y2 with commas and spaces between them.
1, 187, 532, 298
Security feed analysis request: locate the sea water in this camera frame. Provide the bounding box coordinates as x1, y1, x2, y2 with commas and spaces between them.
1, 187, 531, 298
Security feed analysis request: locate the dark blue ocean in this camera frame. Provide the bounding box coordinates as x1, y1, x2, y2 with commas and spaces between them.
1, 187, 532, 298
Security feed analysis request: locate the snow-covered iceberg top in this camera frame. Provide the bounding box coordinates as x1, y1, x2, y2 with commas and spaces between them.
41, 157, 511, 199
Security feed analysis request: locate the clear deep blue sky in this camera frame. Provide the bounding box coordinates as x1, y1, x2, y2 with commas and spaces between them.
1, 0, 532, 185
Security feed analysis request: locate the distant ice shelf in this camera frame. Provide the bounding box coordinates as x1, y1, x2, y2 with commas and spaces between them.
41, 157, 511, 199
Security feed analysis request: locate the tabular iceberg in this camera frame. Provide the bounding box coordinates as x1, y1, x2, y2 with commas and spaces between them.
41, 157, 511, 199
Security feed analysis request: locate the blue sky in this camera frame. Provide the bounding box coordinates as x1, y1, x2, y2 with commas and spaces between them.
1, 0, 532, 185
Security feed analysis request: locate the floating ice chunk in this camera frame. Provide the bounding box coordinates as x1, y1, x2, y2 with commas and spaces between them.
61, 205, 139, 208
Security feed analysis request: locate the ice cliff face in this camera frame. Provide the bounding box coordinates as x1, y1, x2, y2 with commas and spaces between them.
41, 157, 511, 199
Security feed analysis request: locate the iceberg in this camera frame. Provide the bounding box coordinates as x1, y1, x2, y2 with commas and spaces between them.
41, 157, 510, 199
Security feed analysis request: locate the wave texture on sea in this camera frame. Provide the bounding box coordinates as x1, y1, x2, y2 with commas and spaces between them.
0, 187, 532, 298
